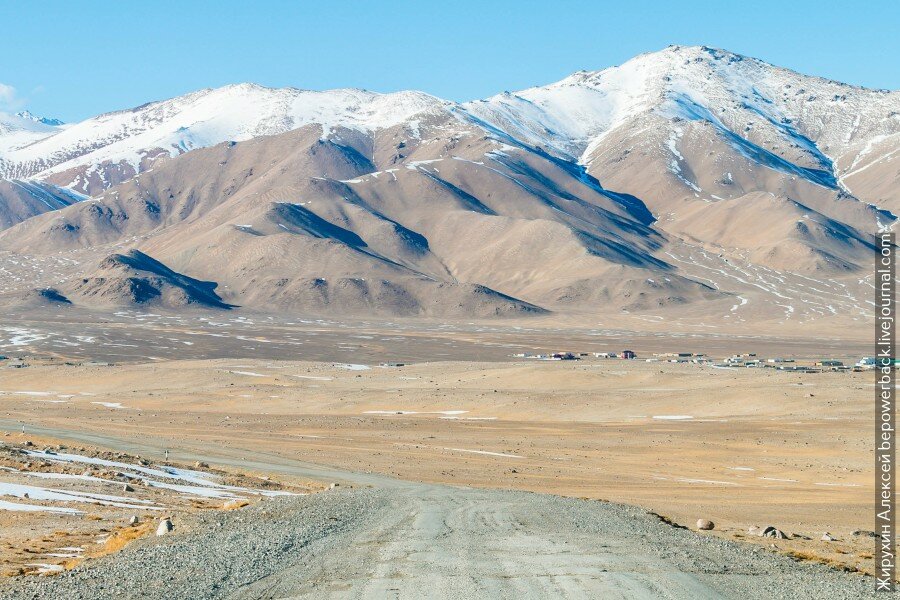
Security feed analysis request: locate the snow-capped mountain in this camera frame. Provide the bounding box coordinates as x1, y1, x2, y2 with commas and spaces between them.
0, 46, 894, 324
469, 45, 899, 160
0, 84, 450, 185
0, 111, 64, 152
465, 45, 900, 199
14, 111, 64, 127
1, 46, 897, 207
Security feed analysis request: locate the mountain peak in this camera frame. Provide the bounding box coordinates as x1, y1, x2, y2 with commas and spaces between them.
463, 44, 900, 167
561, 45, 760, 87
14, 110, 64, 127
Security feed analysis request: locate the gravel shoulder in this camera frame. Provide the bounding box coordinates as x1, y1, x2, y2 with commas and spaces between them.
0, 484, 873, 600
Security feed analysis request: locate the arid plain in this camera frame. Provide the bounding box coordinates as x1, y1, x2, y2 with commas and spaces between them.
0, 311, 875, 580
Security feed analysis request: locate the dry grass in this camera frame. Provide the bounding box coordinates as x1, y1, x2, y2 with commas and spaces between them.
91, 522, 156, 558
61, 557, 83, 571
783, 549, 868, 576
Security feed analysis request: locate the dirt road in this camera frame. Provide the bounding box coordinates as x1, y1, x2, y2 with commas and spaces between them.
0, 422, 872, 599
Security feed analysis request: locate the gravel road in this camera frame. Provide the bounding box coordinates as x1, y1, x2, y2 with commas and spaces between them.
1, 484, 872, 599
0, 422, 874, 599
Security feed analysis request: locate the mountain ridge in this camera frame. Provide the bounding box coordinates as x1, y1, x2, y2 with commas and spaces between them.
0, 46, 893, 323
2, 45, 897, 208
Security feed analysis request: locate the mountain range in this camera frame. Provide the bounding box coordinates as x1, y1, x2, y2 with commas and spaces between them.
0, 45, 895, 327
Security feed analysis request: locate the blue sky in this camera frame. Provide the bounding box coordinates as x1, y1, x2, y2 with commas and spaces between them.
2, 1, 898, 122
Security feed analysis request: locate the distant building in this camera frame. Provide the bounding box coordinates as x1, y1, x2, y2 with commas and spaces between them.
816, 360, 844, 367
658, 352, 696, 362
521, 351, 581, 361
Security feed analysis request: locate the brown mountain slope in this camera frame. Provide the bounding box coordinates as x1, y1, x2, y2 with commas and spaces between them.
61, 249, 232, 309
668, 192, 878, 272
0, 180, 82, 230
0, 115, 722, 315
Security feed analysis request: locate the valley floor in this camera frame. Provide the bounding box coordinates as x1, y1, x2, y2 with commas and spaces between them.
0, 306, 871, 364
0, 350, 877, 594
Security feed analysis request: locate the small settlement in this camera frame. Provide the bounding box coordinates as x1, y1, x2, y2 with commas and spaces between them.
512, 350, 879, 373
